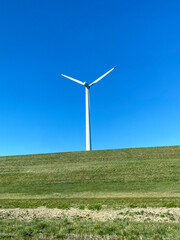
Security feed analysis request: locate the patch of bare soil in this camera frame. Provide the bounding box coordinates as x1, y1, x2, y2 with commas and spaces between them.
0, 207, 180, 222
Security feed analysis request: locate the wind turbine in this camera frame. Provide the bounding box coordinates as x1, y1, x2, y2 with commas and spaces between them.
61, 65, 117, 151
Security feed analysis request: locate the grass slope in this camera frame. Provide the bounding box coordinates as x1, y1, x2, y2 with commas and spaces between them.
0, 146, 180, 208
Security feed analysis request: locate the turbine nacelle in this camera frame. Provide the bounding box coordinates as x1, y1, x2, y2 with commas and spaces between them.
83, 82, 89, 88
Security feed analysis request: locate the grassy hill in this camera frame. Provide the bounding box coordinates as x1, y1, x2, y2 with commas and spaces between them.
0, 146, 180, 208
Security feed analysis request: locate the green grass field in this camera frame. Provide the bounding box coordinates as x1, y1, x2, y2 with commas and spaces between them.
1, 219, 180, 240
0, 146, 180, 239
0, 145, 180, 208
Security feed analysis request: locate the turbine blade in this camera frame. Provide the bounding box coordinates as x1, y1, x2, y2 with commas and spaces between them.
89, 65, 117, 87
61, 74, 84, 86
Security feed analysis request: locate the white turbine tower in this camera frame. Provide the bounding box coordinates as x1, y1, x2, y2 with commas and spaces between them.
61, 65, 117, 151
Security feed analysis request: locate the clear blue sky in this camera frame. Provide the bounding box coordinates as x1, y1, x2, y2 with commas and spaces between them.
1, 0, 180, 156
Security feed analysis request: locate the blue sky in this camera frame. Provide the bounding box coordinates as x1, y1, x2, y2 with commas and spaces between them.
0, 0, 180, 156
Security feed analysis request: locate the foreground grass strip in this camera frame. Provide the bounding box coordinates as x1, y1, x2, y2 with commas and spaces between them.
0, 218, 180, 240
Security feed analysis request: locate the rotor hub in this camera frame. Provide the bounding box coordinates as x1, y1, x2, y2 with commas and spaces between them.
84, 82, 89, 88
